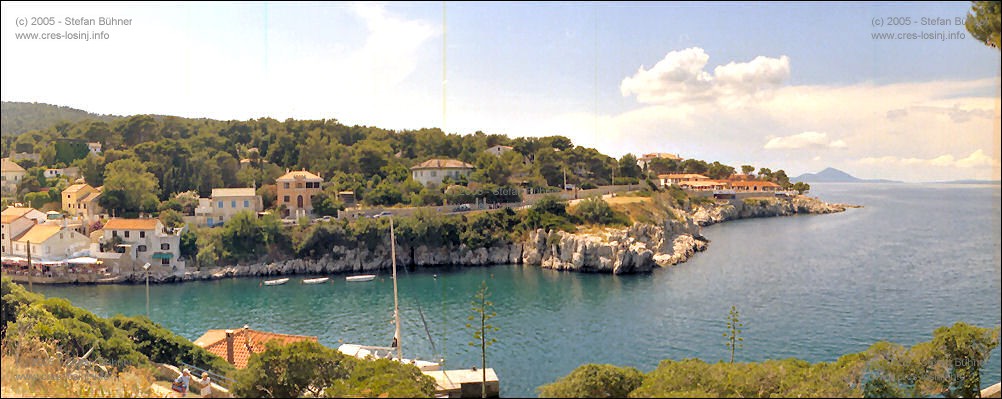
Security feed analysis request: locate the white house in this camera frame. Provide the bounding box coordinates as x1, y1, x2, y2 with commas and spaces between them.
410, 159, 475, 186
9, 223, 91, 262
101, 219, 184, 270
485, 145, 514, 157
2, 213, 35, 255
1, 158, 26, 195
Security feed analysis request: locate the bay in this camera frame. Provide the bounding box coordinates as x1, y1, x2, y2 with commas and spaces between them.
33, 183, 1002, 397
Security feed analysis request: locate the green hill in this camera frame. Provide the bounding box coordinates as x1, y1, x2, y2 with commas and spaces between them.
1, 101, 120, 137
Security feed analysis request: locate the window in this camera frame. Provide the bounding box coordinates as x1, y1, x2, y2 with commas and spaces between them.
162, 258, 170, 265
112, 231, 118, 238
244, 200, 250, 208
217, 201, 223, 208
124, 231, 130, 238
231, 200, 236, 208
283, 195, 290, 203
431, 171, 437, 177
161, 243, 170, 250
140, 231, 146, 238
137, 245, 147, 252
296, 183, 303, 188
284, 182, 290, 189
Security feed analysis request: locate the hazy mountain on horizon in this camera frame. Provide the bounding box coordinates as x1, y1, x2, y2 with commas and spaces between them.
1, 101, 121, 137
794, 167, 901, 183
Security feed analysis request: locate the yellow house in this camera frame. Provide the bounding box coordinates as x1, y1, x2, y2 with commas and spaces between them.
1, 158, 27, 195
276, 170, 323, 219
62, 184, 100, 216
10, 224, 91, 261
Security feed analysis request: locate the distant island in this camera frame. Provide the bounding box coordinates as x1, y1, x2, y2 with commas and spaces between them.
794, 167, 901, 183
929, 179, 1002, 185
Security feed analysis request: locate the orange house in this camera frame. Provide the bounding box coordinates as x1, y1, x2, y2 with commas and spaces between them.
275, 169, 323, 218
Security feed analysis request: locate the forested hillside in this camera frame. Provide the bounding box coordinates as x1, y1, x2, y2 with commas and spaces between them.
1, 101, 120, 138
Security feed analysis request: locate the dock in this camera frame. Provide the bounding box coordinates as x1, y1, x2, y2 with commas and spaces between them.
423, 368, 499, 398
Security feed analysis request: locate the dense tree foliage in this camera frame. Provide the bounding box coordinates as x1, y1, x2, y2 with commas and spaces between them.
538, 363, 644, 398
538, 322, 1000, 398
232, 340, 436, 398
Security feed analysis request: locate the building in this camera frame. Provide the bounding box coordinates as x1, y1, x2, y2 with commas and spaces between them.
411, 159, 475, 186
77, 190, 104, 222
658, 173, 710, 188
62, 184, 101, 217
87, 142, 102, 155
729, 180, 782, 192
276, 170, 323, 219
9, 152, 39, 163
637, 152, 683, 170
9, 224, 90, 261
44, 167, 80, 180
2, 206, 47, 224
1, 158, 26, 195
208, 188, 263, 226
193, 325, 318, 369
484, 145, 514, 157
101, 218, 184, 269
2, 213, 36, 255
685, 180, 731, 191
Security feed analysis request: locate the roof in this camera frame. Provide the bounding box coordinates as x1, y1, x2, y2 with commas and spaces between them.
211, 188, 257, 198
2, 207, 37, 218
103, 218, 160, 230
79, 192, 102, 203
729, 180, 782, 187
658, 173, 709, 180
194, 327, 318, 369
486, 145, 513, 151
1, 158, 26, 173
276, 169, 322, 181
410, 159, 475, 170
62, 183, 94, 194
640, 152, 682, 160
13, 224, 62, 244
1, 214, 26, 224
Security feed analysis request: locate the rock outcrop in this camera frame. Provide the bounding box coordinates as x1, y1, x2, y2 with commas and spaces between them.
110, 194, 852, 283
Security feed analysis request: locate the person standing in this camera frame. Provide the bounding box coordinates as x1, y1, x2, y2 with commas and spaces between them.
173, 368, 191, 397
199, 372, 212, 398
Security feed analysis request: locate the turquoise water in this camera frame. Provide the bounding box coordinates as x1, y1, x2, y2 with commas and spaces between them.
33, 183, 1002, 397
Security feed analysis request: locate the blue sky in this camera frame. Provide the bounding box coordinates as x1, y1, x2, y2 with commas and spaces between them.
2, 1, 999, 181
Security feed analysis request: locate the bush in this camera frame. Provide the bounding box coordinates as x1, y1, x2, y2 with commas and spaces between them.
538, 363, 644, 398
572, 197, 629, 227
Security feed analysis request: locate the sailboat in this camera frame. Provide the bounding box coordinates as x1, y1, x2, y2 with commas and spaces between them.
337, 216, 441, 371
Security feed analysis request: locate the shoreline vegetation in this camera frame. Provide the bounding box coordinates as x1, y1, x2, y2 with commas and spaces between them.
8, 188, 856, 286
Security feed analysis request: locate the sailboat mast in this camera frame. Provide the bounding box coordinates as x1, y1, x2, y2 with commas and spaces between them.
390, 216, 403, 360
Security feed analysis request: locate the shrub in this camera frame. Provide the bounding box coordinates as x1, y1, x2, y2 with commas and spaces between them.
538, 363, 644, 398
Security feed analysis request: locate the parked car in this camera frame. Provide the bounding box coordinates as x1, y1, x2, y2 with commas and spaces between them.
372, 211, 393, 218
453, 204, 471, 212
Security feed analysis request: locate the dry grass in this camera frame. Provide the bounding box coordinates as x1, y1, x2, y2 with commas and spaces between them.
1, 338, 156, 398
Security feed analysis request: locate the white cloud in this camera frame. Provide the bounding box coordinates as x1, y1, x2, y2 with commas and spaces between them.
620, 47, 789, 106
764, 131, 846, 150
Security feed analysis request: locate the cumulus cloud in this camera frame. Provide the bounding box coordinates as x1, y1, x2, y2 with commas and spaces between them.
856, 149, 1001, 168
764, 131, 847, 150
620, 47, 789, 105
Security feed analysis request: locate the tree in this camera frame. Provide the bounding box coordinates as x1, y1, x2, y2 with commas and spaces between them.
537, 364, 644, 398
233, 340, 353, 398
467, 280, 499, 399
646, 157, 679, 175
741, 165, 756, 175
966, 1, 1001, 49
929, 322, 1000, 398
100, 158, 160, 215
792, 182, 811, 195
725, 305, 743, 364
618, 154, 642, 179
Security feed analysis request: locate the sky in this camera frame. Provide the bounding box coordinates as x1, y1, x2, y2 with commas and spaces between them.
2, 1, 1000, 182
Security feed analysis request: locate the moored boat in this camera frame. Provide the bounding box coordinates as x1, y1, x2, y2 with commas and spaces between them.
263, 278, 289, 286
346, 274, 376, 282
302, 277, 330, 284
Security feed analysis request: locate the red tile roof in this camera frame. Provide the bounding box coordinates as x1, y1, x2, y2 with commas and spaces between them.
193, 327, 318, 369
103, 218, 160, 230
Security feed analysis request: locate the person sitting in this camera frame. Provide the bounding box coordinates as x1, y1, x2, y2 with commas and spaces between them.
172, 368, 191, 397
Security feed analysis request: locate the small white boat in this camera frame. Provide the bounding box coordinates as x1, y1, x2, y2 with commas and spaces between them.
346, 274, 376, 282
302, 277, 330, 285
263, 278, 289, 286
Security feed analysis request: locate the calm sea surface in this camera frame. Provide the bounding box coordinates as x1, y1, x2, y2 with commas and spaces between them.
34, 183, 1002, 397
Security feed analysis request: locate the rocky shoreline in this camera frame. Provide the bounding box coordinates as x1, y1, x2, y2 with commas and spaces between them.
16, 195, 853, 284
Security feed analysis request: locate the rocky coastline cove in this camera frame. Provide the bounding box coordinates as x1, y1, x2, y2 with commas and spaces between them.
116, 195, 851, 283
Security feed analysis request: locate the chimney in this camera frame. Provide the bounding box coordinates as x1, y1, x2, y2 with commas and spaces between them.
225, 329, 235, 365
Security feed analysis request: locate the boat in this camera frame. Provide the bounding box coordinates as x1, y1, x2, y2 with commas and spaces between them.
302, 277, 330, 285
262, 278, 289, 286
338, 217, 441, 371
345, 274, 376, 282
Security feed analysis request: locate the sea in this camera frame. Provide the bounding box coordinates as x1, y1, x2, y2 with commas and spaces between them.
32, 183, 1002, 398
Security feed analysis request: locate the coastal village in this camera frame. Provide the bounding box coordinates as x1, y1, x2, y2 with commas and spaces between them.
3, 148, 795, 286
